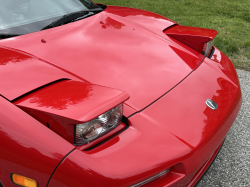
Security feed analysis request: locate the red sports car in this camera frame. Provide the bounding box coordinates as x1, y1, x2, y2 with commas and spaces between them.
0, 0, 242, 187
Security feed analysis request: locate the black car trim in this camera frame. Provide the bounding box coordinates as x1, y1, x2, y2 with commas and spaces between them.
208, 47, 215, 59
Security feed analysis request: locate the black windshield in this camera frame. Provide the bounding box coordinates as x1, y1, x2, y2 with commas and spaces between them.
0, 0, 100, 36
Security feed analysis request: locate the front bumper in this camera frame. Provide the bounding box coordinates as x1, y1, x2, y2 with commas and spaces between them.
189, 139, 224, 187
48, 48, 242, 187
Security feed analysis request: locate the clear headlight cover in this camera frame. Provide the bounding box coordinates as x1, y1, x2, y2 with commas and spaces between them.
202, 39, 214, 56
75, 104, 123, 145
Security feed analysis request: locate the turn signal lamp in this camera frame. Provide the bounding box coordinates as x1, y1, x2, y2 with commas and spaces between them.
75, 104, 123, 145
12, 174, 38, 187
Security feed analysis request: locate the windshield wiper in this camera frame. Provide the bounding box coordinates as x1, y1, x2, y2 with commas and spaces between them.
0, 34, 20, 39
41, 8, 103, 30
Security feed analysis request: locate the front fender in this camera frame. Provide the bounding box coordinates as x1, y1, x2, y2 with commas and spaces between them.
0, 97, 74, 187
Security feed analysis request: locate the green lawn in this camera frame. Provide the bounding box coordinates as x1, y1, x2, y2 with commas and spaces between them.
97, 0, 250, 71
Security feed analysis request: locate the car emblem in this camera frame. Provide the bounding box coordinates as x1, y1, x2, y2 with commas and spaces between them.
205, 99, 218, 110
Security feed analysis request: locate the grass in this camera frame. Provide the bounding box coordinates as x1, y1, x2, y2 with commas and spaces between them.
97, 0, 250, 71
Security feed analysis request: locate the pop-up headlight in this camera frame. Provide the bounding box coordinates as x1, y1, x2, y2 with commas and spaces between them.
164, 25, 217, 57
202, 39, 214, 56
75, 104, 123, 145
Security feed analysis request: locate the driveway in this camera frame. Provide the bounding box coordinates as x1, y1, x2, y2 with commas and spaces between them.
197, 69, 250, 186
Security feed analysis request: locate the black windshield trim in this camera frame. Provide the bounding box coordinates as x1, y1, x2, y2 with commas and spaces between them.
41, 8, 103, 30
0, 34, 20, 39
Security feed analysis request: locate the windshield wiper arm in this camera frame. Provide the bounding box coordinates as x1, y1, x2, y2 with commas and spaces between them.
41, 8, 103, 30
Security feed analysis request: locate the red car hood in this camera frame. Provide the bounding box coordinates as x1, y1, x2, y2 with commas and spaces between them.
0, 6, 203, 112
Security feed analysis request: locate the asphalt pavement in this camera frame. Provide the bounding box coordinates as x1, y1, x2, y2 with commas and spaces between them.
197, 69, 250, 187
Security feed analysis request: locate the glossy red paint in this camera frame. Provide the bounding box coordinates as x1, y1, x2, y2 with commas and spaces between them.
0, 47, 82, 101
0, 7, 204, 112
138, 52, 240, 148
14, 80, 129, 123
164, 25, 218, 53
210, 47, 240, 85
0, 96, 75, 187
47, 125, 191, 187
0, 3, 242, 187
186, 140, 224, 187
13, 79, 129, 145
123, 103, 137, 117
104, 5, 176, 34
47, 48, 242, 187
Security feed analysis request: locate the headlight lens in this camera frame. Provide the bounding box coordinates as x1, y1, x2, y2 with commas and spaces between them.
202, 39, 214, 56
75, 104, 123, 145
